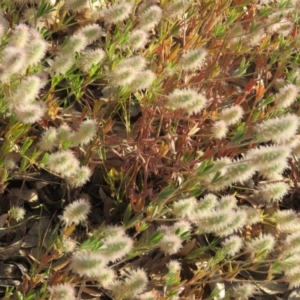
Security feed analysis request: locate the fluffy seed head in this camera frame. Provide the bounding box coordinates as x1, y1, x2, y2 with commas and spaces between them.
231, 283, 255, 300
124, 269, 148, 297
172, 197, 197, 217
167, 88, 207, 115
211, 120, 228, 139
79, 24, 103, 44
60, 199, 91, 227
275, 210, 300, 233
138, 5, 162, 31
98, 267, 116, 289
274, 83, 299, 109
8, 24, 29, 48
0, 47, 26, 81
216, 210, 247, 237
126, 29, 148, 50
197, 210, 233, 233
219, 105, 244, 125
258, 182, 289, 202
101, 2, 133, 24
66, 166, 91, 188
76, 48, 105, 73
246, 145, 291, 170
226, 159, 256, 184
13, 101, 46, 124
38, 127, 58, 152
240, 206, 261, 225
51, 54, 74, 75
56, 124, 75, 147
129, 70, 156, 91
25, 30, 48, 66
172, 220, 192, 237
245, 234, 275, 258
255, 114, 299, 143
71, 251, 108, 277
72, 119, 97, 146
48, 283, 76, 300
221, 235, 243, 257
217, 195, 237, 210
61, 32, 87, 54
99, 235, 133, 262
64, 0, 89, 12
180, 48, 207, 71
11, 75, 44, 105
46, 150, 79, 177
9, 206, 26, 222
159, 234, 182, 255
164, 0, 191, 19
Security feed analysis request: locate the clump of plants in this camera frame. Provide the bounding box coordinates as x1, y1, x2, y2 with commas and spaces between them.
1, 0, 300, 299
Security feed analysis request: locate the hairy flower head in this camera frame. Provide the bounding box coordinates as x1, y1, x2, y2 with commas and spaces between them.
258, 182, 289, 202
245, 234, 275, 259
66, 166, 91, 188
219, 105, 244, 125
100, 2, 133, 24
71, 250, 108, 277
138, 5, 162, 31
221, 235, 243, 257
38, 127, 58, 152
9, 206, 26, 222
13, 101, 46, 124
76, 48, 105, 73
179, 48, 207, 71
274, 83, 299, 109
255, 114, 299, 143
48, 283, 75, 300
211, 120, 228, 139
159, 234, 182, 255
60, 199, 91, 227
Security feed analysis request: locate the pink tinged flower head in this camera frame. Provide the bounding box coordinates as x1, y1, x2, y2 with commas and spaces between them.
245, 234, 275, 258
66, 166, 91, 188
258, 182, 290, 202
46, 150, 79, 177
0, 47, 26, 81
274, 83, 299, 108
219, 105, 244, 125
172, 197, 197, 218
211, 120, 228, 139
11, 75, 44, 105
76, 48, 105, 73
8, 23, 30, 48
124, 269, 148, 297
71, 251, 108, 277
48, 283, 76, 300
72, 119, 97, 146
126, 29, 148, 50
231, 283, 255, 300
79, 24, 103, 44
51, 54, 74, 75
255, 114, 300, 143
38, 127, 58, 152
60, 198, 91, 227
100, 2, 133, 24
25, 29, 48, 66
64, 0, 89, 12
180, 48, 207, 71
159, 234, 182, 255
221, 235, 243, 257
138, 5, 162, 31
61, 32, 88, 54
99, 235, 133, 262
14, 101, 46, 124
